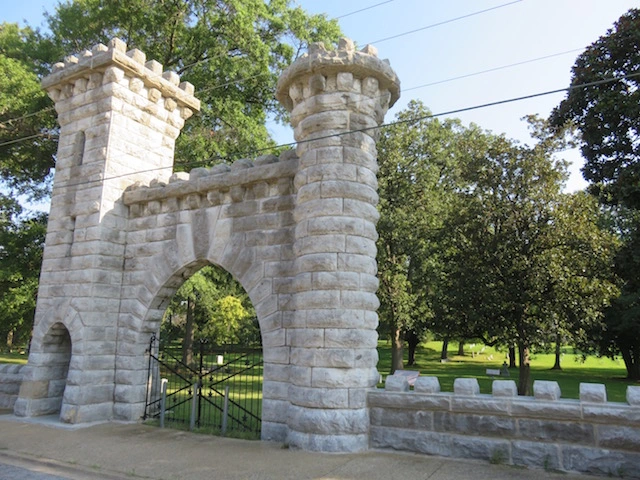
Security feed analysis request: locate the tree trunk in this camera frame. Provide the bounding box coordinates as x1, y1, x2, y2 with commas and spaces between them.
441, 338, 449, 360
508, 346, 517, 368
517, 343, 531, 396
390, 326, 404, 374
552, 334, 562, 370
407, 331, 419, 366
6, 330, 14, 352
182, 297, 194, 366
621, 345, 640, 380
457, 341, 465, 356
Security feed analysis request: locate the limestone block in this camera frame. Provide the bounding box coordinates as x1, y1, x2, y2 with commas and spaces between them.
598, 424, 640, 452
340, 290, 379, 311
262, 421, 288, 442
533, 380, 561, 401
628, 385, 640, 406
511, 440, 561, 470
451, 435, 510, 462
385, 375, 410, 392
262, 380, 289, 401
324, 329, 377, 349
451, 397, 510, 415
453, 378, 480, 396
414, 376, 441, 394
492, 380, 517, 397
517, 418, 594, 445
434, 411, 516, 438
288, 405, 369, 435
368, 390, 452, 411
582, 404, 640, 426
562, 445, 640, 478
309, 366, 377, 389
261, 398, 290, 423
60, 401, 113, 424
370, 427, 452, 457
580, 383, 607, 403
311, 271, 359, 290
289, 385, 349, 409
511, 398, 582, 420
337, 253, 377, 275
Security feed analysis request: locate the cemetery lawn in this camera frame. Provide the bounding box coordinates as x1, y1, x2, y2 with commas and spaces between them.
377, 341, 638, 403
0, 351, 28, 365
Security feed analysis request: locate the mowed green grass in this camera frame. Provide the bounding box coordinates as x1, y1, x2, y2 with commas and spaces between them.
377, 341, 637, 403
2, 341, 637, 403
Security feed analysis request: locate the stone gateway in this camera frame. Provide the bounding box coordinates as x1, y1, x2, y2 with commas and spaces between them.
14, 37, 400, 453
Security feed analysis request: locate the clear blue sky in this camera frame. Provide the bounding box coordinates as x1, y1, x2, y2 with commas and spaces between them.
4, 0, 638, 192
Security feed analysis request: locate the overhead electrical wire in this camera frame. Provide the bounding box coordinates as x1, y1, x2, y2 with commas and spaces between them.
41, 71, 640, 192
0, 0, 524, 128
362, 0, 523, 45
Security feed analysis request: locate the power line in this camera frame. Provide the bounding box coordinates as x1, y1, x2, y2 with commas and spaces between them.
336, 1, 395, 19
44, 71, 640, 192
403, 48, 584, 93
363, 0, 523, 45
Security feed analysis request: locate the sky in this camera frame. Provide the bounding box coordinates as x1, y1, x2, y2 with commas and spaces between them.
3, 0, 638, 192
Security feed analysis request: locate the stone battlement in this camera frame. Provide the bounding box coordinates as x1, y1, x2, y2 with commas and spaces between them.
369, 374, 640, 477
122, 150, 298, 214
42, 38, 199, 115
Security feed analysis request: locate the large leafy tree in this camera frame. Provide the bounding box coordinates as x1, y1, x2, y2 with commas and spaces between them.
0, 1, 340, 346
0, 195, 47, 350
442, 120, 618, 395
1, 0, 341, 199
550, 8, 640, 381
550, 8, 640, 209
376, 101, 470, 372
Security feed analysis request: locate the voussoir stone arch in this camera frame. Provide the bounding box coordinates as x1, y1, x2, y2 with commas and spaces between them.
15, 37, 400, 453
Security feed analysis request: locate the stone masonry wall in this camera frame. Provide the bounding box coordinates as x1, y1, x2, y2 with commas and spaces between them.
370, 375, 640, 478
0, 364, 26, 408
117, 150, 298, 435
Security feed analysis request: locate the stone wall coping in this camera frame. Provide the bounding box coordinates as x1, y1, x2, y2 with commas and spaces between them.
42, 38, 200, 112
276, 37, 400, 112
123, 154, 297, 206
369, 377, 640, 426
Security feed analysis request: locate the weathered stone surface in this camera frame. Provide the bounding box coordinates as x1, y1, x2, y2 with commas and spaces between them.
492, 380, 517, 397
453, 378, 480, 396
580, 382, 607, 403
533, 380, 561, 401
414, 376, 440, 394
385, 375, 410, 392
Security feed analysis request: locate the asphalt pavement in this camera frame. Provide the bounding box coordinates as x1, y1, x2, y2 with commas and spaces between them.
0, 411, 602, 480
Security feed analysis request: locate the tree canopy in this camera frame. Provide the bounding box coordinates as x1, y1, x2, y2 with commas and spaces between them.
550, 8, 640, 209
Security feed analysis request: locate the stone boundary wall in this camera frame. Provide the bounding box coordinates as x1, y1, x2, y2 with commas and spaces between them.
369, 375, 640, 478
0, 364, 26, 408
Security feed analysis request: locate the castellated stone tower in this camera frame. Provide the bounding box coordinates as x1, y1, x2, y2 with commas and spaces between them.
276, 38, 400, 452
14, 36, 399, 453
14, 39, 199, 422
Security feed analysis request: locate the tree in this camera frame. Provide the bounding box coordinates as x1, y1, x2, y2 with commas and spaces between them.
442, 119, 618, 395
1, 0, 341, 202
376, 101, 468, 372
550, 8, 640, 209
0, 195, 47, 350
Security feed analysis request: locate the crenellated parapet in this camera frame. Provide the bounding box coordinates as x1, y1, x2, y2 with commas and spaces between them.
371, 375, 640, 477
42, 37, 199, 130
123, 150, 298, 216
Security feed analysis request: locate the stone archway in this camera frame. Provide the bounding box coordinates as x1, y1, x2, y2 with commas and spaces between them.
15, 37, 400, 453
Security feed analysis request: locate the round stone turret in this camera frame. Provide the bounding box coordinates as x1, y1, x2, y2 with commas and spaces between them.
276, 38, 400, 452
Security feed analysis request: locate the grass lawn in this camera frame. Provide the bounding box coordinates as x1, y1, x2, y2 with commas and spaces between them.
2, 341, 637, 403
377, 340, 637, 403
0, 351, 28, 365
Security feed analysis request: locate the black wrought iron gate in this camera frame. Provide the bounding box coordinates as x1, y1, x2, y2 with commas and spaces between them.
144, 334, 263, 438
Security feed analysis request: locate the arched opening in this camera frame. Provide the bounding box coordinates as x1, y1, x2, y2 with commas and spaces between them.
144, 263, 263, 437
40, 322, 72, 417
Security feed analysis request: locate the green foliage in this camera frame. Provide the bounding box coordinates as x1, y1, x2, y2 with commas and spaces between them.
439, 117, 618, 394
550, 8, 640, 209
0, 195, 47, 350
162, 265, 258, 347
